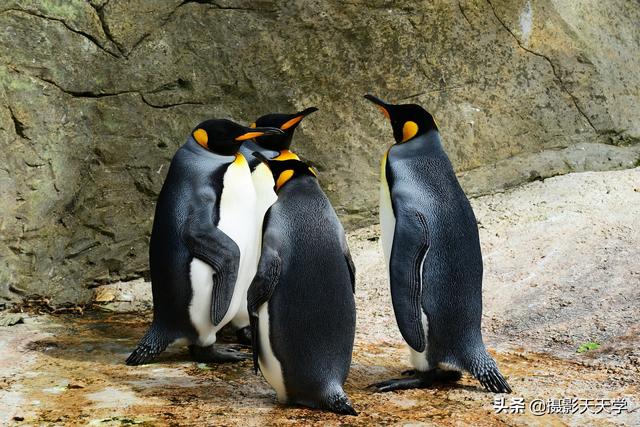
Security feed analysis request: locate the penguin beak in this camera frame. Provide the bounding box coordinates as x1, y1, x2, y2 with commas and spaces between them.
364, 94, 391, 120
251, 151, 271, 167
298, 106, 319, 116
280, 107, 319, 131
235, 126, 284, 141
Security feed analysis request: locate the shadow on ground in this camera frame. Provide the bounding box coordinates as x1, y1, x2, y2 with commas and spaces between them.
2, 313, 637, 426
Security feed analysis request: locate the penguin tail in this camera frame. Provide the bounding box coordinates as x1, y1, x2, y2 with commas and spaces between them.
125, 323, 170, 366
467, 351, 512, 394
323, 391, 358, 416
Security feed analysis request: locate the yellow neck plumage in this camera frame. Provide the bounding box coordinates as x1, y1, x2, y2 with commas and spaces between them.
274, 149, 299, 161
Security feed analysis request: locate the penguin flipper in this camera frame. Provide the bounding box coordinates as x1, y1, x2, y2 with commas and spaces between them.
323, 392, 358, 416
468, 351, 512, 393
126, 323, 171, 366
184, 219, 240, 326
389, 210, 429, 352
247, 247, 281, 373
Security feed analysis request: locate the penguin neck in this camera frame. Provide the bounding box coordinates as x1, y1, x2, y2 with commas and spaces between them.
274, 149, 299, 161
233, 152, 248, 166
184, 138, 237, 162
239, 140, 279, 170
276, 174, 317, 195
240, 139, 261, 153
257, 133, 294, 152
391, 130, 443, 158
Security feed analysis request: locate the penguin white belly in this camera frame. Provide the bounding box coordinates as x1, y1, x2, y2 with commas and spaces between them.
379, 153, 395, 272
409, 312, 430, 371
380, 154, 430, 369
189, 155, 257, 346
230, 163, 278, 328
257, 302, 287, 402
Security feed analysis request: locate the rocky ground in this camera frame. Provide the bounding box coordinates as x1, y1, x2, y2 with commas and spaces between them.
1, 168, 639, 426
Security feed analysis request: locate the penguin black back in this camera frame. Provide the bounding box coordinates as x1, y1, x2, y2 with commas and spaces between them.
247, 155, 357, 415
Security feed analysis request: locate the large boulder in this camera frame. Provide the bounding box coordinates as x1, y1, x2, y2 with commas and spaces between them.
1, 0, 639, 304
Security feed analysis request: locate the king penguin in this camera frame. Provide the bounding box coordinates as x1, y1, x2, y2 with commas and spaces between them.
126, 119, 283, 365
363, 94, 512, 393
240, 106, 319, 167
230, 107, 319, 345
247, 154, 358, 415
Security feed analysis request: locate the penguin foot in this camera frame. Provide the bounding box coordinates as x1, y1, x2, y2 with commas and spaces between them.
370, 376, 425, 392
370, 368, 462, 392
235, 326, 252, 346
189, 344, 251, 363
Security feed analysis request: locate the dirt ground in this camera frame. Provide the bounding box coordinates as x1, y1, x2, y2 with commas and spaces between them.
1, 168, 639, 426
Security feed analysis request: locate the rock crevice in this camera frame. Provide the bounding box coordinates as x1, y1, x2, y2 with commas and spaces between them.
486, 0, 598, 133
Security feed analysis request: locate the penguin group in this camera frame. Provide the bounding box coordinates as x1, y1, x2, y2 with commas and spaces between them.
126, 95, 511, 416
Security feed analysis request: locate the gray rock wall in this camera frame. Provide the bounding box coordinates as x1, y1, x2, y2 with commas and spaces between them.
1, 0, 639, 304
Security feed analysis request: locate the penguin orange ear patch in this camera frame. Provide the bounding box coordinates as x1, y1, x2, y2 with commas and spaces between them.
280, 115, 304, 131
193, 129, 208, 148
276, 169, 294, 191
401, 121, 419, 142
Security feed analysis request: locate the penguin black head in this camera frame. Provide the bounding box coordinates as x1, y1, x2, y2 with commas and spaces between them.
250, 107, 319, 151
364, 94, 438, 144
191, 119, 284, 156
252, 152, 317, 192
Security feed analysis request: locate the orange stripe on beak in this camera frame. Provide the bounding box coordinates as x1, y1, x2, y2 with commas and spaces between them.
377, 105, 390, 119
235, 131, 265, 141
280, 115, 304, 130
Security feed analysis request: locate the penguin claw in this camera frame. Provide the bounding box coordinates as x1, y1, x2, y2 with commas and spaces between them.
370, 369, 463, 392
189, 344, 251, 363
235, 326, 252, 347
369, 377, 425, 392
